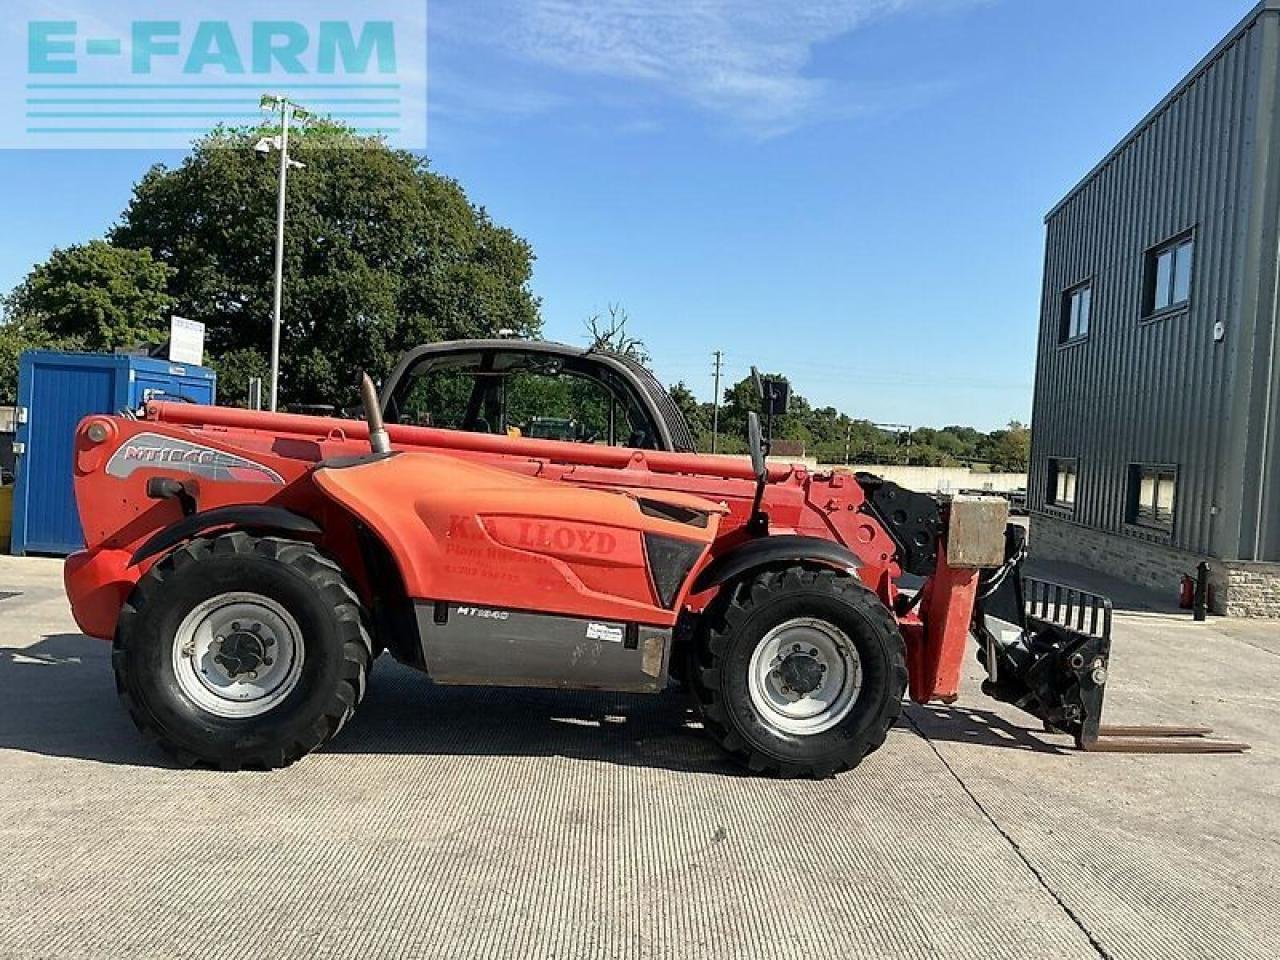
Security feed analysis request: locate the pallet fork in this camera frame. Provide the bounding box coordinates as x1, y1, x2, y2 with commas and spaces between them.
974, 528, 1249, 755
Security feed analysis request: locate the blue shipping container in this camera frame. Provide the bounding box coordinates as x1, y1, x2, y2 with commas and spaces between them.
11, 351, 217, 556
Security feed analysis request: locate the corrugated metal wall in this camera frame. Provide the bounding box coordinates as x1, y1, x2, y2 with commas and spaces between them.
1029, 7, 1280, 561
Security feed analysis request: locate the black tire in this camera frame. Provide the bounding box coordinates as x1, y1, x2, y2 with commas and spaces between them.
114, 532, 372, 770
690, 566, 908, 778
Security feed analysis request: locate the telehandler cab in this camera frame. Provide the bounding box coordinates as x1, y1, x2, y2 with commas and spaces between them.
64, 340, 1246, 774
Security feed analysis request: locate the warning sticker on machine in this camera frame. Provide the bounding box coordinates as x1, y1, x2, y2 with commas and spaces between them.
586, 622, 625, 644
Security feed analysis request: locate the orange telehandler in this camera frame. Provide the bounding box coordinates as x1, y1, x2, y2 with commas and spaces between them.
63, 340, 1246, 773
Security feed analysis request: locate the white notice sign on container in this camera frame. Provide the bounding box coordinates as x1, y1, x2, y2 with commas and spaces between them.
169, 316, 205, 367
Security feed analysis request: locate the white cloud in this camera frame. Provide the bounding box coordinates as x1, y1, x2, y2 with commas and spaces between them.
436, 0, 970, 135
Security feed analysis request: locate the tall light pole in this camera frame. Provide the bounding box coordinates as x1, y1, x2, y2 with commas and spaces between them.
257, 94, 308, 412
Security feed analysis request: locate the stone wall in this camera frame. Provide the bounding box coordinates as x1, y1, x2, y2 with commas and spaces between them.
1215, 561, 1280, 618
1029, 512, 1193, 595
1029, 512, 1280, 618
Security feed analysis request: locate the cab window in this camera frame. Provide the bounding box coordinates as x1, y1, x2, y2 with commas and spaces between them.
389, 352, 655, 448
395, 367, 473, 429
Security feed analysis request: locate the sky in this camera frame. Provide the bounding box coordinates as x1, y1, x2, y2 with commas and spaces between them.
0, 0, 1258, 430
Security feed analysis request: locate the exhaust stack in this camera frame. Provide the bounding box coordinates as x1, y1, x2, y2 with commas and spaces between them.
360, 373, 391, 455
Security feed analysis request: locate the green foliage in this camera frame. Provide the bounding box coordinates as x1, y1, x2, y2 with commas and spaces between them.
982, 421, 1031, 472
505, 373, 630, 442
668, 381, 708, 434
0, 318, 56, 406
5, 240, 175, 351
207, 347, 269, 409
396, 363, 632, 443
397, 366, 473, 428
693, 372, 1029, 469
667, 380, 722, 451
3, 122, 540, 410
106, 120, 539, 407
0, 241, 176, 403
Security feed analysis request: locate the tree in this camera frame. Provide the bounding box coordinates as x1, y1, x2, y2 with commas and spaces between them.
585, 304, 648, 363
668, 380, 711, 437
5, 240, 175, 351
986, 421, 1031, 473
107, 120, 539, 408
718, 372, 764, 439
1, 241, 176, 403
719, 372, 808, 448
697, 368, 1032, 465
0, 316, 56, 406
207, 347, 270, 409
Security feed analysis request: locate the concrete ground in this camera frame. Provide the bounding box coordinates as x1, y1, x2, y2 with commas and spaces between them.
0, 554, 1276, 960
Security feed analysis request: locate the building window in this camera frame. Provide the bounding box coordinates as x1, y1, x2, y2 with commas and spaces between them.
1059, 283, 1092, 343
1127, 464, 1176, 532
1047, 458, 1078, 509
1144, 233, 1194, 316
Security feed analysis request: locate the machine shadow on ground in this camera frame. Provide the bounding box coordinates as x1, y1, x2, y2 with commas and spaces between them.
905, 703, 1065, 755
328, 658, 746, 776
0, 634, 1065, 773
0, 633, 163, 767
0, 635, 743, 775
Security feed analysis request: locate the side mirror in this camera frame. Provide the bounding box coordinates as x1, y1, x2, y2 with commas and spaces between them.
748, 411, 767, 482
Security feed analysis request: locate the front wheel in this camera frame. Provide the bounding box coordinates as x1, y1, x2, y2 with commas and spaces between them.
113, 533, 372, 770
690, 567, 908, 777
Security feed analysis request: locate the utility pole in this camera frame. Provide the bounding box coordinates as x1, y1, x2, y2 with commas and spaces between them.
711, 350, 723, 454
844, 421, 852, 466
258, 94, 309, 412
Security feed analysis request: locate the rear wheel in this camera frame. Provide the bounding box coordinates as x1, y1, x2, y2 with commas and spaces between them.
114, 532, 371, 770
691, 567, 907, 777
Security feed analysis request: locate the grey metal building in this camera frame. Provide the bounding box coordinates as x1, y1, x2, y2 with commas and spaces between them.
1029, 1, 1280, 615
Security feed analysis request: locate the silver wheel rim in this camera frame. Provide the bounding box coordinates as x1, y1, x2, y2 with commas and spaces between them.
748, 617, 862, 735
171, 593, 305, 719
